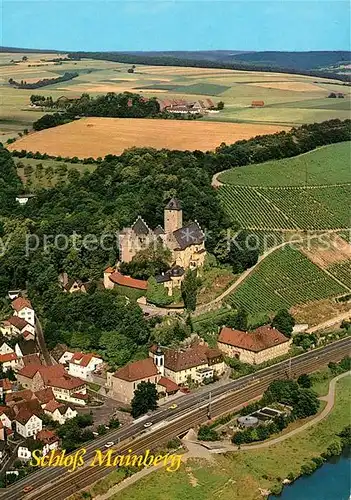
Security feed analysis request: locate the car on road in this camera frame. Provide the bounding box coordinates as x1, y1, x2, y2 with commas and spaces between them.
143, 422, 153, 428
168, 403, 178, 410
23, 486, 34, 493
104, 441, 115, 448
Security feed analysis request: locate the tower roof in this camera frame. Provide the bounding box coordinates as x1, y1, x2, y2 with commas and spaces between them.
165, 198, 182, 211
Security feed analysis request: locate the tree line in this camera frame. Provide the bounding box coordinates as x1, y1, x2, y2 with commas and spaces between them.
8, 71, 78, 89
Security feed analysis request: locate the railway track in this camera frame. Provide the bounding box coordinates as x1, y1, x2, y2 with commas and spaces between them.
2, 337, 349, 500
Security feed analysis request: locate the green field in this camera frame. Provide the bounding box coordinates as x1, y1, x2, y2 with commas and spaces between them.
1, 51, 351, 139
227, 246, 348, 315
219, 184, 350, 230
111, 376, 351, 500
219, 142, 351, 186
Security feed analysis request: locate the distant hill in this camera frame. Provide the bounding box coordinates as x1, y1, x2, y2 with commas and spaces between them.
126, 50, 351, 71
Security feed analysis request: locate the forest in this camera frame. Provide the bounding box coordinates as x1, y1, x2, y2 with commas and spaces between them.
8, 71, 78, 89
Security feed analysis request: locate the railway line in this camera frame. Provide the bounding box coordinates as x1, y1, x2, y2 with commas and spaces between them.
1, 336, 349, 500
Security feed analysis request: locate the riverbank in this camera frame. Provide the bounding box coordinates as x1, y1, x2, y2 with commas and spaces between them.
92, 374, 350, 500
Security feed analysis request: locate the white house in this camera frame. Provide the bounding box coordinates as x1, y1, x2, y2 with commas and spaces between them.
15, 194, 35, 206
0, 408, 13, 429
0, 352, 19, 372
15, 409, 42, 438
44, 400, 77, 425
11, 297, 35, 326
0, 343, 14, 355
67, 352, 103, 381
18, 430, 59, 461
0, 316, 34, 338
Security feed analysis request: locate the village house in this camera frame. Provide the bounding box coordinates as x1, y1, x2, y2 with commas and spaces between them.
149, 344, 225, 385
34, 388, 55, 408
11, 297, 35, 326
16, 364, 88, 405
67, 352, 103, 381
15, 339, 38, 359
0, 378, 14, 400
14, 408, 42, 438
0, 406, 14, 430
15, 194, 36, 206
0, 316, 35, 338
44, 400, 77, 424
18, 430, 59, 461
0, 342, 14, 355
0, 352, 19, 372
59, 273, 90, 294
108, 342, 224, 403
218, 325, 291, 365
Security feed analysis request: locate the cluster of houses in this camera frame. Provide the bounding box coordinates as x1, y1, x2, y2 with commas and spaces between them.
0, 295, 105, 465
157, 98, 219, 115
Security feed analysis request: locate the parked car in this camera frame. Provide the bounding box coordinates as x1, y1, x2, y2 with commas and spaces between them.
143, 422, 153, 428
168, 403, 178, 410
104, 441, 115, 448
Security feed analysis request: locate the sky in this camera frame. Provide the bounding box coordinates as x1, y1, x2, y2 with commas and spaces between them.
1, 1, 350, 52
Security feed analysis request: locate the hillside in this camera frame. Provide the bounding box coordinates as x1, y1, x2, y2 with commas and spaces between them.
218, 142, 350, 231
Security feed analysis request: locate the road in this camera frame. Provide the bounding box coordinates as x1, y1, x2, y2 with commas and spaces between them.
1, 336, 349, 500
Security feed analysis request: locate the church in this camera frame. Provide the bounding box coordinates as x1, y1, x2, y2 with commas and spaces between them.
119, 198, 206, 270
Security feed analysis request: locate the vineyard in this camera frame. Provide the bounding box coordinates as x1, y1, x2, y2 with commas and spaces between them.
218, 141, 351, 187
227, 246, 348, 315
219, 184, 350, 230
327, 260, 351, 289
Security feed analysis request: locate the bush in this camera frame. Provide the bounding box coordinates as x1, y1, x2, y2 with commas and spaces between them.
198, 425, 219, 441
300, 461, 317, 475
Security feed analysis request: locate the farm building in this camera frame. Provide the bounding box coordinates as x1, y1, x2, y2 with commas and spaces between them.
218, 325, 291, 364
251, 100, 265, 107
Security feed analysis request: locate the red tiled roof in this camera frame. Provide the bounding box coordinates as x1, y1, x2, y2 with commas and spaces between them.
17, 364, 42, 379
35, 388, 54, 404
72, 392, 88, 399
22, 353, 41, 366
6, 389, 34, 403
11, 297, 32, 312
44, 399, 65, 413
157, 377, 179, 393
23, 330, 34, 338
150, 343, 222, 373
218, 325, 289, 352
6, 316, 29, 331
109, 272, 148, 290
104, 266, 115, 273
114, 357, 158, 382
15, 407, 41, 425
15, 398, 42, 414
48, 374, 85, 390
0, 352, 18, 363
0, 378, 13, 391
36, 429, 58, 444
70, 352, 101, 367
0, 405, 15, 420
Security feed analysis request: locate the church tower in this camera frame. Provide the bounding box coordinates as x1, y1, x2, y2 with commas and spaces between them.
164, 198, 182, 235
154, 344, 165, 376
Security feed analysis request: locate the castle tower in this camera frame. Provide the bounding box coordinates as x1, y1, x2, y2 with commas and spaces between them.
154, 344, 165, 376
164, 198, 182, 235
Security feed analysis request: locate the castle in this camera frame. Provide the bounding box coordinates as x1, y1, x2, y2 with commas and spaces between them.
119, 198, 206, 270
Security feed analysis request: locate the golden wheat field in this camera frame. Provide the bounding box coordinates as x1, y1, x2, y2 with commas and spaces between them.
9, 117, 289, 158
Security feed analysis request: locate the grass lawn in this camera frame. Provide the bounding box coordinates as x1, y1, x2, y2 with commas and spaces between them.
108, 375, 351, 500
219, 142, 351, 187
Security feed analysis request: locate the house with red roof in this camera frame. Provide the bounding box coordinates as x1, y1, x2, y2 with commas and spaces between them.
0, 315, 35, 338
44, 400, 77, 424
218, 325, 290, 364
67, 352, 103, 381
16, 363, 88, 405
14, 407, 42, 438
0, 352, 19, 372
18, 430, 59, 461
11, 297, 35, 326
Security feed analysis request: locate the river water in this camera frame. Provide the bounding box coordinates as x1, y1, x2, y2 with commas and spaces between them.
270, 449, 351, 500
